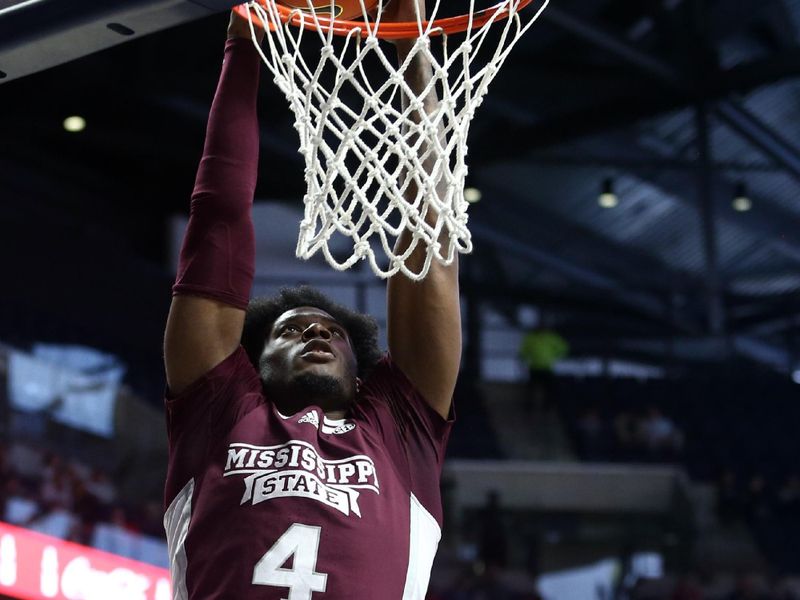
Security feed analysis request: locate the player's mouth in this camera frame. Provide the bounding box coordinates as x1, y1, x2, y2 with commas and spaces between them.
300, 340, 335, 362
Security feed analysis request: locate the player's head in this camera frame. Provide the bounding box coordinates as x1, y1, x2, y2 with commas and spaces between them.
241, 286, 381, 414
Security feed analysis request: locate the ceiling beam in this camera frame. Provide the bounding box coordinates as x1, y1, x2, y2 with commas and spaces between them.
715, 100, 800, 185
480, 6, 800, 161
540, 5, 687, 90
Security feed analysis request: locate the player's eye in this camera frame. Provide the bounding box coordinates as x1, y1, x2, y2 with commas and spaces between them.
331, 327, 345, 338
283, 324, 301, 334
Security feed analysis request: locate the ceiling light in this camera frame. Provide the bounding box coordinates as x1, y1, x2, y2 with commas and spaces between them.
733, 181, 751, 212
792, 369, 800, 385
733, 196, 752, 212
598, 178, 618, 208
63, 115, 86, 133
464, 187, 482, 203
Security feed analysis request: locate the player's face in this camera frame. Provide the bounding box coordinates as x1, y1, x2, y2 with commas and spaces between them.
258, 307, 358, 413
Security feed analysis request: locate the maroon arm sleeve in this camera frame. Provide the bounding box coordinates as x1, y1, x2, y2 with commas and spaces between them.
172, 38, 261, 309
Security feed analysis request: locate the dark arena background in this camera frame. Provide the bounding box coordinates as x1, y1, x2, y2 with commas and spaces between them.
2, 0, 800, 598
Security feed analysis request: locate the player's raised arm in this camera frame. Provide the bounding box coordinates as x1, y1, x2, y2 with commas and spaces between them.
385, 0, 462, 420
164, 13, 264, 395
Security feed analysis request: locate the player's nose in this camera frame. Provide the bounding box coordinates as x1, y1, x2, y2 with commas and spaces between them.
302, 322, 332, 341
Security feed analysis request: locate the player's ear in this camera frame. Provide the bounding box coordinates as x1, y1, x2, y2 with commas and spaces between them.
355, 377, 363, 393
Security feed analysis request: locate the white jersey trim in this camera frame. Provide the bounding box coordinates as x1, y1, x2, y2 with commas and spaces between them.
163, 478, 194, 600
401, 493, 441, 600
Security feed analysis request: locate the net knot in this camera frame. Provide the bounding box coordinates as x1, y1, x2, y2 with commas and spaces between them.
409, 98, 424, 112
354, 240, 370, 257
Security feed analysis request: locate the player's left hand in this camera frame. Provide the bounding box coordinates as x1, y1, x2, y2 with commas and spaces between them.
228, 7, 265, 43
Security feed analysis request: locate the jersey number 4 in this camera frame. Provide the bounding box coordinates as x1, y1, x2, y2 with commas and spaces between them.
253, 524, 328, 600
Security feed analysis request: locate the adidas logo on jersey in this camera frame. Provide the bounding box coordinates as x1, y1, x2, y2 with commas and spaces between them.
298, 410, 320, 428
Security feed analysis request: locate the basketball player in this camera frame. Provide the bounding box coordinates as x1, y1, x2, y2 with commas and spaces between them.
162, 0, 460, 597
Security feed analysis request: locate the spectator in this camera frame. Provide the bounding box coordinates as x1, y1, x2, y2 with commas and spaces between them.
773, 578, 800, 600
744, 474, 781, 565
637, 405, 683, 461
724, 574, 771, 600
469, 568, 515, 600
671, 572, 704, 600
716, 469, 743, 528
774, 474, 800, 573
109, 506, 139, 534
576, 407, 612, 461
775, 474, 800, 520
85, 468, 116, 505
519, 328, 568, 413
39, 469, 74, 511
69, 481, 103, 545
744, 475, 773, 527
478, 490, 508, 570
614, 410, 641, 461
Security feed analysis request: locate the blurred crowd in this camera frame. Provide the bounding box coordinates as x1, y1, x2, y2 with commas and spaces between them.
573, 404, 685, 463
433, 366, 800, 600
0, 440, 164, 556
630, 572, 800, 600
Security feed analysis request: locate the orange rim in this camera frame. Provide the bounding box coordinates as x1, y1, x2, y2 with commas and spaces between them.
234, 0, 535, 39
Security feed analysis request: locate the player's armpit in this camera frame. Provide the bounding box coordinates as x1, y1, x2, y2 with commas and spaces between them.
164, 295, 246, 395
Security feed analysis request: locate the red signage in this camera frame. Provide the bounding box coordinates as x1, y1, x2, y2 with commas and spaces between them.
0, 521, 171, 600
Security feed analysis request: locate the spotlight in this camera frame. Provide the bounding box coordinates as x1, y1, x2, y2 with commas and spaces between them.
733, 182, 751, 212
598, 178, 618, 208
63, 116, 86, 133
792, 369, 800, 385
464, 187, 482, 203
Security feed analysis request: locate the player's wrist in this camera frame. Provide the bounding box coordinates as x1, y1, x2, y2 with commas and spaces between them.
392, 38, 415, 54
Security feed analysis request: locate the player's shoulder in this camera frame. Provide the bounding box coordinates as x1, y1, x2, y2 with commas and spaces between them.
167, 345, 262, 410
362, 352, 403, 388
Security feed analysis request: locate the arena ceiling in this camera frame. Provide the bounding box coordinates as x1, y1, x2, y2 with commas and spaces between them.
2, 0, 800, 377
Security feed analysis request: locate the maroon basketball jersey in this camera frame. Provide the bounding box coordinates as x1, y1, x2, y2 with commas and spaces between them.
163, 346, 452, 599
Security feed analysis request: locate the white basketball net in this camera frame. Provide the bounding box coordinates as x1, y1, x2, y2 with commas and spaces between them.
243, 0, 548, 280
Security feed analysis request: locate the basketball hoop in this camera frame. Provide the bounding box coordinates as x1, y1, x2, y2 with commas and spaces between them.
234, 0, 549, 280
235, 0, 538, 39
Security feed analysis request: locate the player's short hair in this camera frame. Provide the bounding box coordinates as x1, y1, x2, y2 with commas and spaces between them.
241, 285, 382, 379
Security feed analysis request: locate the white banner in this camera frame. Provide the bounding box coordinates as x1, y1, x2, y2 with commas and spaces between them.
7, 345, 124, 438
